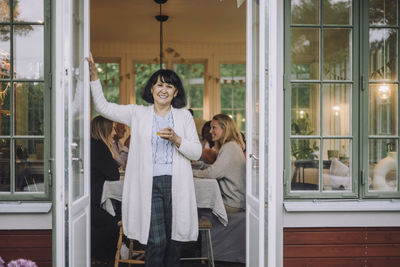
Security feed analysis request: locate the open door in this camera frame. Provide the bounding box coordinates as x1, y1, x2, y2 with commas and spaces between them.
246, 0, 267, 266
66, 0, 91, 265
54, 0, 91, 266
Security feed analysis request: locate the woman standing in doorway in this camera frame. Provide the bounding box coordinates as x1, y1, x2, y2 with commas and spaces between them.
88, 55, 201, 267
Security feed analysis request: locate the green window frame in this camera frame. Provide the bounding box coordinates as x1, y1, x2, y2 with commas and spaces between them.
284, 0, 400, 199
220, 63, 246, 133
0, 0, 51, 201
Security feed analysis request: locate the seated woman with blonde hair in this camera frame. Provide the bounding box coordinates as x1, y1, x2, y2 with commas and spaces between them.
193, 114, 246, 213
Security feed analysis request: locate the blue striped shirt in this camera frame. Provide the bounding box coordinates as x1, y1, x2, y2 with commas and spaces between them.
152, 110, 174, 176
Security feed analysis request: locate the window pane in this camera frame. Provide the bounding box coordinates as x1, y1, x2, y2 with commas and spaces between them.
322, 139, 352, 191
0, 82, 10, 135
369, 29, 398, 81
369, 84, 398, 135
14, 0, 43, 23
98, 63, 120, 104
234, 109, 246, 133
291, 28, 319, 80
323, 28, 352, 80
322, 84, 352, 136
0, 25, 10, 64
14, 25, 44, 79
0, 138, 10, 191
15, 138, 44, 192
221, 84, 232, 110
369, 139, 398, 192
370, 0, 398, 26
291, 0, 319, 24
0, 0, 10, 22
14, 82, 44, 136
233, 82, 246, 109
291, 83, 320, 135
291, 139, 320, 191
323, 0, 352, 25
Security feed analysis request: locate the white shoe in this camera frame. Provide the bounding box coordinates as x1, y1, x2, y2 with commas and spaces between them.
120, 243, 129, 260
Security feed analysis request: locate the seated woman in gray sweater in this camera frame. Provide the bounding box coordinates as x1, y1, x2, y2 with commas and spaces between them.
193, 114, 246, 212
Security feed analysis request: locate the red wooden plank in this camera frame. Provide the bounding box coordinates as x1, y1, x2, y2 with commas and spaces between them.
0, 230, 51, 236
284, 231, 366, 245
365, 244, 400, 257
0, 247, 52, 261
0, 234, 51, 247
284, 244, 366, 258
365, 257, 400, 267
284, 257, 365, 267
365, 231, 400, 244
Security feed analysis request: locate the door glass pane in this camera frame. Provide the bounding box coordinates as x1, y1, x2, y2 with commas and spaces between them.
369, 139, 398, 192
322, 139, 351, 191
0, 0, 10, 22
0, 82, 10, 135
322, 84, 352, 136
14, 82, 44, 136
323, 28, 352, 80
71, 0, 84, 200
291, 28, 319, 80
15, 138, 44, 192
369, 84, 398, 135
370, 0, 398, 26
323, 0, 352, 25
291, 83, 320, 135
291, 0, 319, 24
0, 138, 10, 191
14, 25, 44, 79
290, 139, 320, 190
14, 0, 43, 23
0, 25, 10, 54
369, 29, 398, 81
251, 0, 259, 197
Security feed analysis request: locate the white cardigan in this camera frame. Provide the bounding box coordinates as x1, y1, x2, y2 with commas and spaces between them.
90, 80, 202, 244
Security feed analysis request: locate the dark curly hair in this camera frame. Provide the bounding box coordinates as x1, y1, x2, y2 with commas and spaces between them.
142, 69, 187, 108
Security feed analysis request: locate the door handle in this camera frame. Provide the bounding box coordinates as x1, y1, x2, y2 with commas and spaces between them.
249, 154, 259, 160
72, 157, 84, 173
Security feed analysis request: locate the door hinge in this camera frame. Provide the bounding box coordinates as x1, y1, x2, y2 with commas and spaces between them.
360, 75, 366, 92
48, 158, 54, 187
360, 169, 365, 185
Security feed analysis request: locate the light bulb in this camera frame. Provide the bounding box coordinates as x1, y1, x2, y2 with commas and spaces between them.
378, 84, 391, 100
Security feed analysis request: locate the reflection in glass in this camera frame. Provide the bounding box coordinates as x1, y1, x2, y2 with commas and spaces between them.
0, 82, 10, 135
13, 25, 44, 80
291, 83, 320, 135
15, 139, 44, 192
369, 84, 398, 135
14, 0, 44, 23
0, 0, 10, 22
370, 0, 398, 26
291, 0, 319, 25
291, 28, 319, 80
0, 25, 10, 59
290, 139, 320, 190
369, 139, 398, 192
322, 139, 351, 191
322, 84, 351, 136
323, 29, 351, 80
0, 138, 10, 191
323, 0, 352, 25
369, 29, 398, 81
15, 82, 44, 136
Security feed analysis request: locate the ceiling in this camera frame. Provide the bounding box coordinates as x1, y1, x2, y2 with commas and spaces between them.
90, 0, 246, 44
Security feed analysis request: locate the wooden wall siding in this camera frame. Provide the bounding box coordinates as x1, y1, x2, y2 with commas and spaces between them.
284, 227, 400, 267
0, 230, 52, 267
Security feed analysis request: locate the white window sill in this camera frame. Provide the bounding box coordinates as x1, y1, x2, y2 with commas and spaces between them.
0, 202, 52, 213
284, 200, 400, 212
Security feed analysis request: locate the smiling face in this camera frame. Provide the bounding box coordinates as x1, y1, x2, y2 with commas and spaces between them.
210, 120, 225, 142
151, 77, 178, 107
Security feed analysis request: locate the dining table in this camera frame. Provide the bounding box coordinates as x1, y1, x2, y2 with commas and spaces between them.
101, 177, 228, 226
